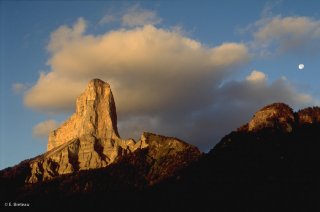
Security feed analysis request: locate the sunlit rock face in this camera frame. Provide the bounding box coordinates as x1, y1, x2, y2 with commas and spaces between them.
25, 79, 201, 183
47, 79, 119, 151
238, 103, 295, 132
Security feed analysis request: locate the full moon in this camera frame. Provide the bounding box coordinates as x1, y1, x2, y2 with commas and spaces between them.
298, 64, 304, 70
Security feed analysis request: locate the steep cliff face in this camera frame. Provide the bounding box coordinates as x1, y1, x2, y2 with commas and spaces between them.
27, 136, 130, 183
47, 79, 119, 150
22, 79, 201, 183
26, 133, 201, 183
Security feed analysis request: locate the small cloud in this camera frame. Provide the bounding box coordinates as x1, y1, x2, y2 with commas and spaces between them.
280, 76, 287, 81
260, 0, 282, 18
121, 5, 162, 27
12, 83, 29, 94
246, 70, 267, 82
249, 16, 320, 55
99, 14, 117, 25
294, 94, 312, 103
32, 119, 59, 139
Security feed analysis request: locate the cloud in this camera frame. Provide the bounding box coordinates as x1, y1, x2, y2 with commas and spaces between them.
32, 119, 59, 139
246, 70, 267, 82
24, 18, 249, 115
219, 71, 313, 108
23, 18, 317, 150
250, 16, 320, 54
122, 5, 161, 27
117, 70, 315, 150
97, 5, 161, 27
12, 83, 29, 94
260, 0, 282, 18
47, 17, 86, 53
99, 14, 116, 25
24, 72, 85, 112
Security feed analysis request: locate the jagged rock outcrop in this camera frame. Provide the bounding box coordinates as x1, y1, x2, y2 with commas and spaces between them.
24, 79, 201, 183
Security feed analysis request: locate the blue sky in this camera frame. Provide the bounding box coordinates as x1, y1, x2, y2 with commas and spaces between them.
1, 0, 320, 169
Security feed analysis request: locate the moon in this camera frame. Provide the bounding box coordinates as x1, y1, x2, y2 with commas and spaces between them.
298, 64, 304, 70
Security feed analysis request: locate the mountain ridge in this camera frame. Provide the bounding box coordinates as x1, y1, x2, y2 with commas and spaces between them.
238, 102, 320, 132
1, 79, 320, 211
2, 79, 201, 184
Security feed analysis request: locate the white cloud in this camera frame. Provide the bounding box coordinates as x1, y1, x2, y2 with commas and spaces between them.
47, 17, 86, 53
24, 18, 249, 115
250, 16, 320, 54
122, 5, 162, 27
32, 119, 59, 139
24, 72, 85, 112
246, 70, 267, 82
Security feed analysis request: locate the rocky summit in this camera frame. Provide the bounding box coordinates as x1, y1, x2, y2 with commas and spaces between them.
238, 103, 320, 132
47, 79, 120, 151
247, 103, 295, 132
20, 79, 201, 183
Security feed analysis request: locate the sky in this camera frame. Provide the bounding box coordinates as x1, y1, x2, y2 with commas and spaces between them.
1, 0, 320, 169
